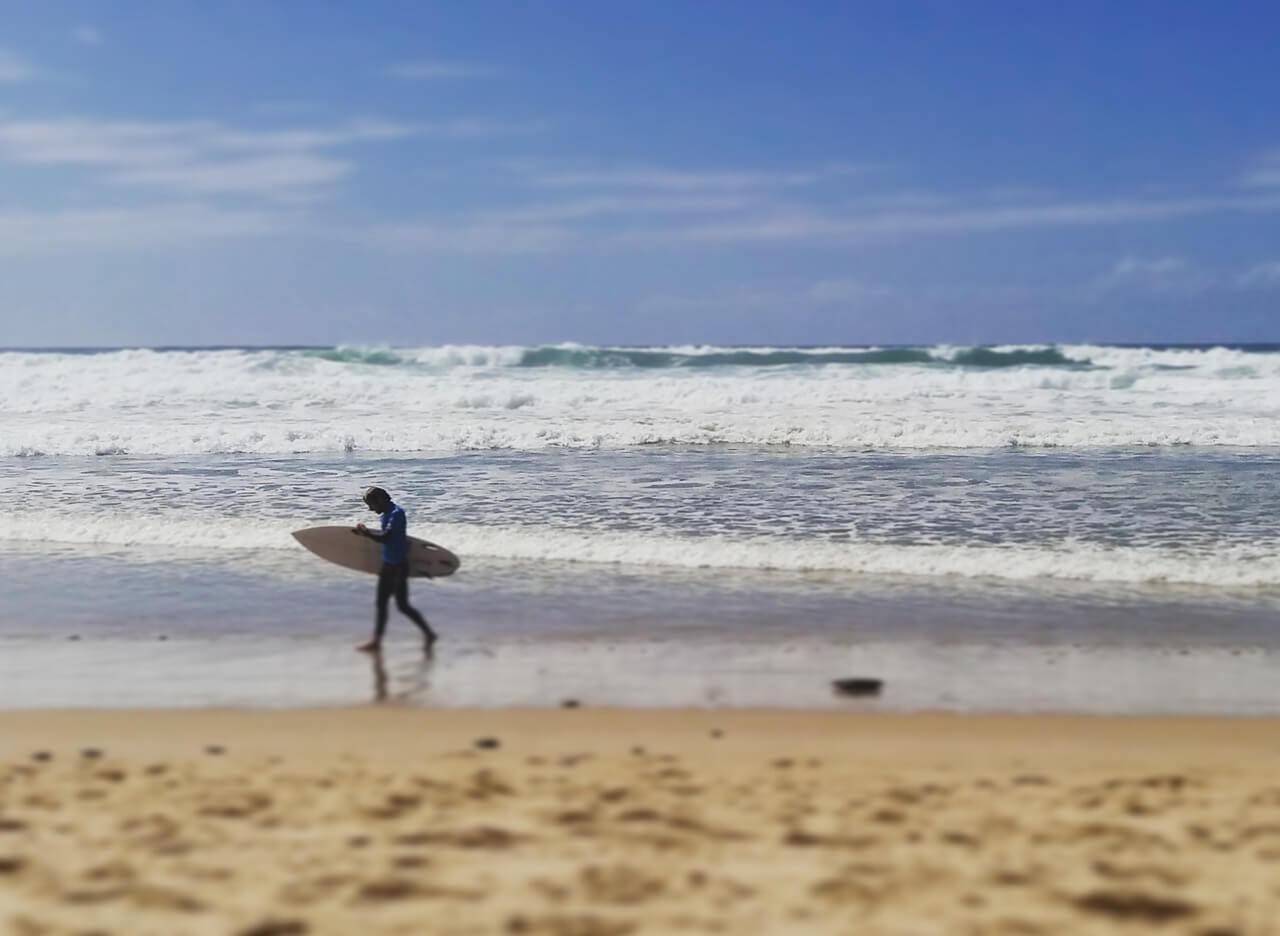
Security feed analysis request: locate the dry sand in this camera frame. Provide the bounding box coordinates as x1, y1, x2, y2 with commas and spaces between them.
2, 707, 1280, 935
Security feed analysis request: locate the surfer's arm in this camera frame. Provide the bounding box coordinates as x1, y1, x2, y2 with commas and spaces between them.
354, 524, 390, 543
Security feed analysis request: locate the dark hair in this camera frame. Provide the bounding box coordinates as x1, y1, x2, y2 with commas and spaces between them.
363, 486, 389, 506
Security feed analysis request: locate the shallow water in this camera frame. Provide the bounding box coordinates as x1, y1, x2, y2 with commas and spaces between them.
4, 343, 1279, 711
2, 548, 1277, 712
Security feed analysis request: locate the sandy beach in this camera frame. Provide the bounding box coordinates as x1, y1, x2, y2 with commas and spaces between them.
3, 708, 1279, 935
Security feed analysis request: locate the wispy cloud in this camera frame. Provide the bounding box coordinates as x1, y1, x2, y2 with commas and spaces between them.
481, 194, 750, 225
1243, 149, 1280, 188
0, 116, 426, 200
0, 117, 418, 163
0, 115, 542, 204
0, 119, 204, 168
1239, 260, 1280, 288
361, 192, 751, 254
1090, 257, 1280, 294
365, 219, 572, 254
1108, 257, 1187, 279
384, 61, 501, 80
1094, 256, 1280, 295
1095, 256, 1203, 293
362, 160, 1280, 255
362, 182, 1280, 256
420, 117, 544, 138
615, 193, 1280, 247
525, 163, 867, 193
1096, 256, 1219, 295
0, 204, 287, 253
112, 154, 352, 196
0, 50, 35, 83
72, 25, 104, 45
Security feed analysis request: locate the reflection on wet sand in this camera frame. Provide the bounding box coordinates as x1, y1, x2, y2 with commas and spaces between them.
370, 650, 433, 704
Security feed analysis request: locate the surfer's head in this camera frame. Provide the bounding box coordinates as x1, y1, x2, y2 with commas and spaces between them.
363, 486, 391, 512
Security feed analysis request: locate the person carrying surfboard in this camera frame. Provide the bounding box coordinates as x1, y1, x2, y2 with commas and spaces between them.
353, 486, 437, 653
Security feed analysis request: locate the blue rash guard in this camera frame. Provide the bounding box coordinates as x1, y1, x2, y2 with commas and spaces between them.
379, 503, 409, 564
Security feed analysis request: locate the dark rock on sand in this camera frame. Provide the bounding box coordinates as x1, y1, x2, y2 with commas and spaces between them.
832, 678, 884, 697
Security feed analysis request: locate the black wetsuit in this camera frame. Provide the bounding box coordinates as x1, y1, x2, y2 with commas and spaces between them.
374, 561, 431, 642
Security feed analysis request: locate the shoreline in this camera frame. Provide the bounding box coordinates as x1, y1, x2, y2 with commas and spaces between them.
3, 630, 1278, 713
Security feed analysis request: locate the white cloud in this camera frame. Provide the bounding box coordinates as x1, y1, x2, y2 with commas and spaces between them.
0, 116, 429, 200
73, 25, 104, 45
0, 117, 418, 166
0, 50, 34, 83
209, 119, 417, 152
353, 187, 1280, 257
111, 154, 352, 196
384, 61, 501, 80
1109, 257, 1186, 278
361, 193, 753, 254
0, 119, 204, 168
527, 163, 865, 193
1239, 260, 1280, 288
365, 219, 572, 254
1098, 256, 1280, 294
0, 115, 542, 205
421, 117, 544, 138
481, 194, 749, 226
1097, 256, 1214, 295
615, 194, 1280, 247
1243, 149, 1280, 188
0, 204, 286, 253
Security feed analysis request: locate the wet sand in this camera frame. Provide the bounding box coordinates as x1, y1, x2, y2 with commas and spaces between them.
3, 708, 1280, 934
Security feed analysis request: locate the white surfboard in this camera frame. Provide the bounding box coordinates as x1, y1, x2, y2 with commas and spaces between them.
292, 526, 460, 578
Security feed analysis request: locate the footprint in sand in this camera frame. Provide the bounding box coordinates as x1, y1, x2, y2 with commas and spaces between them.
578, 864, 665, 905
237, 919, 310, 936
505, 913, 635, 936
1071, 889, 1198, 923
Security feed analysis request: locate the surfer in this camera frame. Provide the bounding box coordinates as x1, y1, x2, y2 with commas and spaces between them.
353, 486, 437, 653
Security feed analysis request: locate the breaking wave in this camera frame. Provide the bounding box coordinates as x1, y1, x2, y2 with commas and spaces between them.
1, 513, 1277, 588
4, 343, 1280, 456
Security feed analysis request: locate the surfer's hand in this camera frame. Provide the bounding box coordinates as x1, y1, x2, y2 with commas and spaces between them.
354, 524, 368, 536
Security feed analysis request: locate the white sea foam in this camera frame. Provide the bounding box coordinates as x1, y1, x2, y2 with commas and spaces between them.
1, 512, 1277, 588
3, 344, 1280, 456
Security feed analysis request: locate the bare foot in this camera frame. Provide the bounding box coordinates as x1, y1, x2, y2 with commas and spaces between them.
356, 641, 381, 653
423, 631, 437, 656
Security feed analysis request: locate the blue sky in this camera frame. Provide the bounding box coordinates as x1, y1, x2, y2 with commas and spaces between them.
1, 0, 1278, 346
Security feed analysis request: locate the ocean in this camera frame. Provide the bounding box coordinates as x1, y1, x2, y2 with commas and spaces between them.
2, 343, 1279, 711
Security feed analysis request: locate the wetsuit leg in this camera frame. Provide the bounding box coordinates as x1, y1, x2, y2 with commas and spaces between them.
391, 564, 434, 639
373, 563, 396, 642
